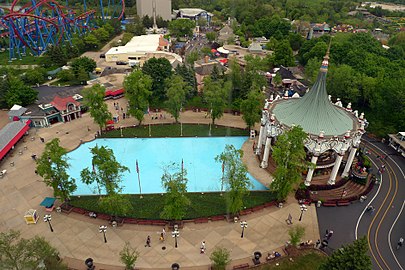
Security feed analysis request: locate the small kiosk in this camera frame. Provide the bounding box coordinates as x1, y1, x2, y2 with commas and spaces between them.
24, 209, 39, 224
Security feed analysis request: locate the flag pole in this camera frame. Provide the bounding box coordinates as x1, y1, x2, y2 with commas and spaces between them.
181, 158, 184, 180
136, 160, 143, 198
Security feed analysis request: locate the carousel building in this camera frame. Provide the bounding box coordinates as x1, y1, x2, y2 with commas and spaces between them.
256, 51, 367, 186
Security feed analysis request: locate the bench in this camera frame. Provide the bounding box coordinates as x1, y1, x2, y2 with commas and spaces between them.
151, 220, 167, 226
232, 263, 249, 269
322, 201, 337, 207
337, 200, 350, 206
138, 220, 152, 225
264, 201, 276, 208
282, 247, 289, 256
194, 218, 209, 224
210, 215, 225, 221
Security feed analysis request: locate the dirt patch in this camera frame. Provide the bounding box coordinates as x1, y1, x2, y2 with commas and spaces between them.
0, 110, 9, 129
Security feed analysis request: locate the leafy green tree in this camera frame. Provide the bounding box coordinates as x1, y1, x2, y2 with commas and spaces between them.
83, 33, 100, 50
142, 15, 153, 28
0, 230, 67, 270
99, 193, 133, 217
76, 67, 89, 84
288, 225, 305, 246
82, 84, 112, 132
270, 126, 308, 201
71, 56, 96, 75
319, 237, 372, 270
44, 44, 68, 66
304, 57, 321, 83
210, 246, 231, 270
123, 69, 152, 124
165, 75, 189, 122
288, 32, 304, 51
272, 73, 282, 87
229, 57, 243, 99
94, 27, 110, 43
174, 64, 197, 97
168, 19, 196, 38
204, 77, 231, 124
120, 242, 139, 270
206, 32, 216, 42
21, 67, 46, 85
388, 32, 405, 51
141, 57, 173, 101
274, 39, 295, 66
57, 69, 75, 82
4, 76, 38, 107
80, 145, 129, 195
327, 64, 360, 105
160, 163, 190, 220
36, 138, 77, 202
186, 50, 199, 66
240, 87, 264, 130
215, 145, 252, 215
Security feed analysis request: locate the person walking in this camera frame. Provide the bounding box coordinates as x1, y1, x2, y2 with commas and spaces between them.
200, 241, 206, 254
145, 235, 151, 247
397, 237, 404, 250
327, 230, 334, 240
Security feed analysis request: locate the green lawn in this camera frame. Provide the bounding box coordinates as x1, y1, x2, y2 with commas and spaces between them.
69, 191, 275, 219
0, 50, 44, 65
258, 251, 326, 270
100, 124, 249, 138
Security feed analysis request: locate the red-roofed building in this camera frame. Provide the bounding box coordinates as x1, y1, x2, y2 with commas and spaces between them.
50, 96, 82, 122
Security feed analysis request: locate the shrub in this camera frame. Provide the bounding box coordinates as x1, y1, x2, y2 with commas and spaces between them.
288, 225, 305, 246
210, 246, 231, 270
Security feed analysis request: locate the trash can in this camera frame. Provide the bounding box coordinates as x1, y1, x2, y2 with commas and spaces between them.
317, 201, 322, 207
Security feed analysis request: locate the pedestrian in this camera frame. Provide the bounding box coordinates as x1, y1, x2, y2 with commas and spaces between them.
325, 229, 329, 238
397, 237, 403, 250
145, 235, 151, 247
327, 230, 334, 240
159, 233, 165, 242
162, 227, 166, 237
200, 241, 206, 254
40, 137, 45, 143
315, 239, 321, 248
34, 170, 38, 175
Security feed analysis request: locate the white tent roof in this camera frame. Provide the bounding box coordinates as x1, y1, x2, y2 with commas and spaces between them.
217, 47, 230, 54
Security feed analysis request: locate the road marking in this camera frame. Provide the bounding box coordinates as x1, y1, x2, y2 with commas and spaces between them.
388, 200, 405, 270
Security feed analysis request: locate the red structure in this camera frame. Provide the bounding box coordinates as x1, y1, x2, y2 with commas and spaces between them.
0, 120, 31, 161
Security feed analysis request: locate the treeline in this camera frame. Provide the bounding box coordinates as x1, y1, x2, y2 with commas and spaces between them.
299, 32, 405, 136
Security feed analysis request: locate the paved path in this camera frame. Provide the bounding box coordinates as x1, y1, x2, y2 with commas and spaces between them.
0, 99, 320, 269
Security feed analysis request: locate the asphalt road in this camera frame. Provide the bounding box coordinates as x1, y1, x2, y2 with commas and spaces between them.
317, 136, 405, 270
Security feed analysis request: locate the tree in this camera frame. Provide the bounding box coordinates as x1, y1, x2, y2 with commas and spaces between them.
186, 50, 199, 66
99, 193, 133, 217
327, 64, 360, 105
274, 39, 295, 66
288, 32, 304, 51
141, 57, 173, 101
160, 163, 190, 220
288, 225, 305, 246
57, 69, 75, 82
210, 246, 231, 270
319, 237, 372, 270
174, 64, 197, 98
36, 138, 77, 202
168, 19, 196, 38
80, 145, 129, 195
304, 57, 321, 83
273, 73, 282, 87
240, 87, 264, 130
82, 84, 112, 132
203, 77, 231, 124
120, 242, 139, 270
94, 27, 110, 43
71, 56, 96, 75
270, 126, 308, 201
206, 32, 216, 42
4, 76, 38, 107
22, 68, 46, 85
123, 69, 152, 124
215, 145, 252, 215
83, 33, 100, 50
165, 75, 189, 122
0, 230, 67, 270
76, 67, 89, 84
229, 57, 243, 99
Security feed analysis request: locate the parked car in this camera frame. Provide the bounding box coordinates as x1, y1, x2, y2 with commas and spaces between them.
99, 54, 105, 58
116, 61, 128, 65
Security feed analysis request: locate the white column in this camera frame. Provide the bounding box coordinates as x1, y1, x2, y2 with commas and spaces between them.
342, 147, 357, 177
256, 124, 265, 155
305, 156, 318, 186
260, 137, 272, 168
328, 154, 343, 185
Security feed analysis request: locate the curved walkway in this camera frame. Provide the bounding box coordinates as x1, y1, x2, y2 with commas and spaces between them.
0, 99, 319, 269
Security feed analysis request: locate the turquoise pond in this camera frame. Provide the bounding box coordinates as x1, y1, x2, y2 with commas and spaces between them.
67, 137, 268, 195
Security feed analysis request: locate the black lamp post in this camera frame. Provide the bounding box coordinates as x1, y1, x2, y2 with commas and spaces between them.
99, 225, 107, 243
172, 225, 180, 248
43, 214, 53, 232
240, 220, 248, 238
299, 204, 307, 221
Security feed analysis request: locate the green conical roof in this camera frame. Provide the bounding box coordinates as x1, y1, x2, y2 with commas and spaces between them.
271, 56, 355, 136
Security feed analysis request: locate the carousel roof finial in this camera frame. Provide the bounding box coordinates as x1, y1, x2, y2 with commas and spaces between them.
320, 37, 332, 72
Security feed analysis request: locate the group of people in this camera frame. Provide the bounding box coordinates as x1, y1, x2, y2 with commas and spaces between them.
315, 229, 334, 250
266, 251, 281, 260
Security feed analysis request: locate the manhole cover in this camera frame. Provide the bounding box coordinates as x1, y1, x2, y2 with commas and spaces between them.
162, 246, 166, 250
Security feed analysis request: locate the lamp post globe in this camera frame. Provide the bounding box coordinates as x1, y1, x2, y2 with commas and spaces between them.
299, 204, 307, 221
43, 214, 54, 232
99, 225, 107, 243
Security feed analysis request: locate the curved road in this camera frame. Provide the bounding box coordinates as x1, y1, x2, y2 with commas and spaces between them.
317, 136, 405, 270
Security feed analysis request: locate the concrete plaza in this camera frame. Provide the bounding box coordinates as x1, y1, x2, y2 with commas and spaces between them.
0, 101, 320, 269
